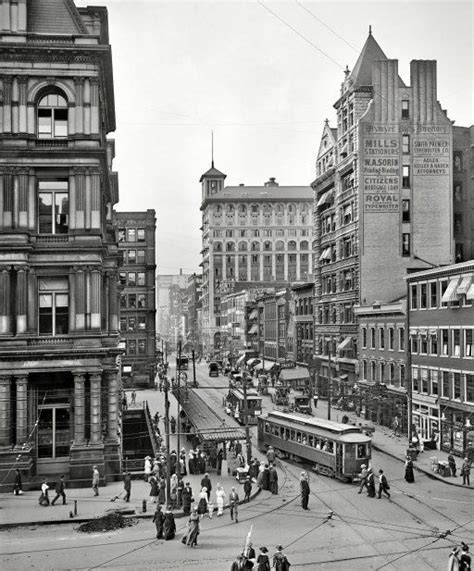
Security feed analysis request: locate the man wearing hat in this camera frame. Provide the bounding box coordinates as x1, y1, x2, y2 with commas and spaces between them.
92, 465, 100, 496
273, 545, 291, 571
357, 464, 369, 494
300, 471, 310, 510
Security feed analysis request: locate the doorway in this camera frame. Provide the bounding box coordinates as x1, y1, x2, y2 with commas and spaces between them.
37, 405, 71, 459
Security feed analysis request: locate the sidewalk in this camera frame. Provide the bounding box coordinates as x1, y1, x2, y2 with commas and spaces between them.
309, 400, 469, 488
0, 386, 260, 529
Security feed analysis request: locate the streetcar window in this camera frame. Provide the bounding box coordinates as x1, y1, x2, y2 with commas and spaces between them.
302, 434, 307, 445
308, 435, 314, 447
280, 427, 285, 438
296, 431, 301, 443
290, 430, 295, 441
264, 422, 270, 433
357, 444, 367, 458
315, 439, 321, 450
285, 429, 290, 440
273, 426, 279, 436
326, 441, 334, 454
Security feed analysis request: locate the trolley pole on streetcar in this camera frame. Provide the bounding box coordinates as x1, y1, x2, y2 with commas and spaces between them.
164, 376, 171, 504
176, 340, 182, 455
327, 348, 332, 421
192, 349, 197, 387
243, 373, 252, 464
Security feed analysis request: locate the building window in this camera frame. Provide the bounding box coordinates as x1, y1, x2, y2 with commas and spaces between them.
362, 327, 367, 349
128, 340, 137, 355
370, 361, 376, 382
38, 277, 69, 335
379, 328, 385, 349
400, 364, 405, 386
127, 228, 136, 242
412, 367, 419, 392
128, 316, 136, 331
453, 373, 461, 399
118, 228, 125, 242
138, 340, 147, 355
128, 294, 136, 308
466, 374, 474, 402
402, 199, 410, 223
138, 293, 146, 308
420, 334, 428, 354
370, 327, 376, 349
119, 272, 126, 286
138, 316, 146, 330
137, 272, 146, 286
420, 283, 427, 309
401, 100, 410, 119
402, 134, 410, 154
128, 250, 136, 264
454, 183, 462, 202
429, 282, 437, 308
399, 327, 405, 351
38, 181, 69, 234
402, 233, 411, 256
120, 317, 126, 332
411, 334, 418, 354
441, 371, 450, 398
452, 329, 461, 356
137, 228, 145, 241
137, 250, 145, 264
128, 272, 136, 286
37, 92, 68, 138
402, 166, 410, 189
431, 370, 439, 396
388, 328, 394, 350
410, 284, 418, 309
430, 332, 438, 355
120, 294, 126, 309
441, 329, 449, 355
465, 329, 473, 357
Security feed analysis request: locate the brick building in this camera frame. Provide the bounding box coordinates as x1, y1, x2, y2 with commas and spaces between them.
114, 210, 157, 388
0, 1, 121, 487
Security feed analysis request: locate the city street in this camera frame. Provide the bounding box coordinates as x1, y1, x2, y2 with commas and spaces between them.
1, 361, 472, 570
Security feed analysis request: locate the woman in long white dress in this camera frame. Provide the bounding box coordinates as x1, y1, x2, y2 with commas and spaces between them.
215, 483, 226, 516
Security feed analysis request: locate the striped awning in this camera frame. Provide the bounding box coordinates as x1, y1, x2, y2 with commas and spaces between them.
337, 336, 352, 352
316, 189, 334, 207
456, 274, 473, 296
319, 247, 332, 260
467, 283, 474, 300
248, 324, 258, 335
441, 277, 460, 303
249, 310, 258, 320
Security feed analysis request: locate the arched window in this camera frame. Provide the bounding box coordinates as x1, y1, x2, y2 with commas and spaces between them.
288, 203, 296, 214
37, 91, 68, 139
213, 242, 222, 252
226, 242, 235, 252
300, 240, 309, 250
275, 240, 284, 251
288, 240, 297, 251
238, 242, 248, 252
263, 241, 272, 251
251, 241, 260, 251
214, 205, 222, 215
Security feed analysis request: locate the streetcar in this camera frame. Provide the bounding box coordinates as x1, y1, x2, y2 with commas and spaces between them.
257, 411, 371, 481
176, 356, 189, 370
224, 388, 263, 425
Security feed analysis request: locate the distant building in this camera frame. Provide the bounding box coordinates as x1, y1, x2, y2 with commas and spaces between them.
453, 126, 474, 263
292, 283, 314, 366
312, 31, 455, 398
156, 271, 190, 350
354, 299, 408, 432
406, 261, 474, 456
184, 273, 202, 355
114, 210, 157, 387
0, 1, 121, 486
199, 164, 313, 353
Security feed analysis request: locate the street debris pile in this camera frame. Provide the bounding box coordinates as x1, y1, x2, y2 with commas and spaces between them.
77, 512, 137, 533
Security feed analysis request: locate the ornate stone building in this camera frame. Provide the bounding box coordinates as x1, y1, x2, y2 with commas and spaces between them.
114, 210, 157, 388
0, 1, 121, 487
200, 164, 313, 352
312, 31, 454, 398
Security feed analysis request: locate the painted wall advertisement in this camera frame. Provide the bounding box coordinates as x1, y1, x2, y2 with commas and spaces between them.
362, 126, 399, 213
413, 131, 450, 176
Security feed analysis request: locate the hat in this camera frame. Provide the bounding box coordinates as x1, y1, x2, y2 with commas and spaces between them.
276, 545, 283, 551
361, 464, 366, 468
260, 547, 269, 553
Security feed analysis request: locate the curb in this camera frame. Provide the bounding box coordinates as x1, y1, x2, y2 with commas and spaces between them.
372, 443, 469, 489
0, 483, 262, 530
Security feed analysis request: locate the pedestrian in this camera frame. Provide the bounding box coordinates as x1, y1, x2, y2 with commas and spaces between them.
216, 483, 226, 516
163, 509, 176, 540
170, 450, 178, 475
183, 506, 200, 547
244, 541, 256, 568
261, 464, 270, 491
404, 457, 415, 483
229, 486, 239, 523
272, 545, 291, 571
257, 546, 270, 571
269, 465, 278, 495
149, 474, 159, 503
217, 448, 223, 475
231, 554, 247, 571
188, 449, 196, 475
39, 478, 49, 506
13, 469, 23, 495
177, 477, 184, 508
201, 472, 212, 500
244, 477, 252, 502
461, 458, 471, 486
170, 416, 176, 434
450, 542, 471, 571
377, 469, 391, 499
300, 471, 310, 510
131, 390, 136, 405
92, 465, 100, 496
158, 476, 166, 505
121, 394, 127, 410
144, 455, 152, 482
357, 464, 369, 493
366, 469, 376, 498
448, 450, 457, 477
266, 446, 275, 464
198, 451, 207, 474
392, 415, 400, 437
152, 504, 165, 539
123, 471, 132, 502
182, 482, 193, 515
51, 475, 66, 506
197, 487, 208, 518
207, 499, 214, 519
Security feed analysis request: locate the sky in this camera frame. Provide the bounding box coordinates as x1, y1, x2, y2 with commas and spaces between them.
77, 0, 473, 275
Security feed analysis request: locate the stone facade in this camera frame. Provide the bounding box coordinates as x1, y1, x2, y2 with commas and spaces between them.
200, 165, 313, 352
114, 210, 157, 388
0, 2, 121, 488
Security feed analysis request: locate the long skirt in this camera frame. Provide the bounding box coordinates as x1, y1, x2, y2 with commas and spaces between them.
216, 496, 225, 515
197, 497, 207, 515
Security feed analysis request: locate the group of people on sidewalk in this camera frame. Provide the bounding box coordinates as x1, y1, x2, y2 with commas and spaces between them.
230, 544, 290, 571
357, 465, 391, 499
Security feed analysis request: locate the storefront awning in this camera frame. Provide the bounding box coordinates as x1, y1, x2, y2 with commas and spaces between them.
467, 283, 474, 301
456, 274, 473, 296
428, 328, 438, 336
279, 366, 309, 382
316, 189, 334, 207
319, 247, 331, 261
441, 277, 460, 303
236, 355, 246, 366
248, 324, 258, 335
247, 358, 260, 367
337, 336, 352, 352
249, 310, 258, 320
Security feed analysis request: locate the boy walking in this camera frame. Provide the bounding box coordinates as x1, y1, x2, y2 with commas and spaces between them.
377, 469, 391, 499
51, 475, 67, 505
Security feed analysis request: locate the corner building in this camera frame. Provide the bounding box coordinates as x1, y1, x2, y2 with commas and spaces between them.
0, 1, 121, 487
312, 32, 454, 397
199, 165, 313, 353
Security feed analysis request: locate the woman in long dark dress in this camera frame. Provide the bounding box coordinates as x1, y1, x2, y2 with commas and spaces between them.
197, 487, 208, 517
149, 475, 159, 503
256, 546, 270, 571
183, 507, 200, 547
152, 505, 164, 539
158, 476, 166, 505
404, 457, 415, 483
367, 470, 376, 497
182, 482, 193, 515
163, 510, 176, 540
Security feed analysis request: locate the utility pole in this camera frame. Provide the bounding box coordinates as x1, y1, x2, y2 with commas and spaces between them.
176, 340, 182, 455
327, 347, 332, 421
243, 373, 252, 464
164, 376, 171, 504
192, 349, 197, 387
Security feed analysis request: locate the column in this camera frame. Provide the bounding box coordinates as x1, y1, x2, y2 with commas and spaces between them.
75, 268, 85, 330
90, 78, 100, 134
27, 269, 36, 333
83, 78, 91, 135
3, 77, 12, 133
0, 376, 11, 446
18, 76, 27, 133
89, 373, 102, 444
296, 253, 301, 280
105, 370, 118, 440
90, 269, 101, 329
15, 375, 28, 446
108, 272, 118, 331
0, 267, 11, 334
74, 77, 84, 134
15, 266, 27, 334
73, 373, 85, 445
27, 169, 35, 229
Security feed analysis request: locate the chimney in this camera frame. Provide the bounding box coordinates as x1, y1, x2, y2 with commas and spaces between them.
239, 183, 245, 186
264, 177, 279, 187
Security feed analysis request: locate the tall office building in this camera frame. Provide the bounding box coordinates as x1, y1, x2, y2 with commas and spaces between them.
114, 210, 157, 387
312, 31, 454, 394
200, 165, 313, 353
0, 1, 121, 486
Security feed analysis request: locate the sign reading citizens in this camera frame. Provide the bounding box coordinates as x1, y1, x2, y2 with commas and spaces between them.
362, 134, 400, 213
